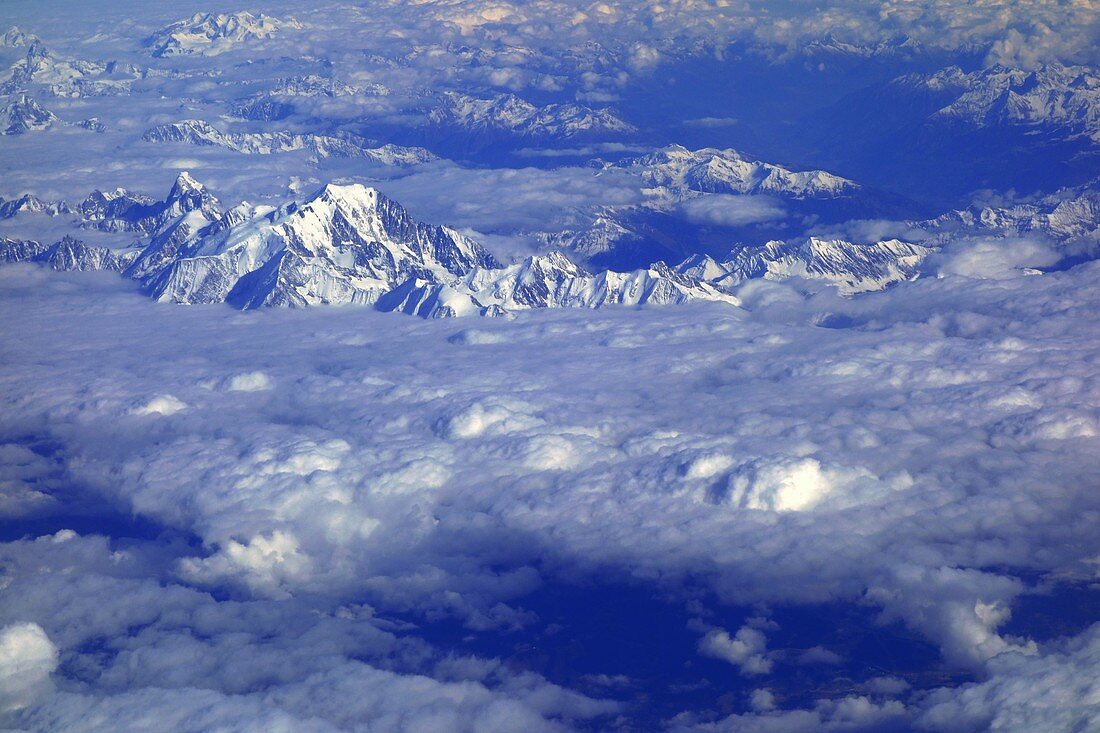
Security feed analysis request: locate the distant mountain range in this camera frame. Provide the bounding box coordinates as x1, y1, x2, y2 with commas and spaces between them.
427, 91, 636, 140
537, 145, 913, 269
918, 64, 1100, 143
779, 62, 1100, 206
144, 12, 303, 58
142, 120, 436, 165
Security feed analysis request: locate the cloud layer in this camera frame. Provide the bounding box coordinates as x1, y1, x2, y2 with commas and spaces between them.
1, 254, 1097, 729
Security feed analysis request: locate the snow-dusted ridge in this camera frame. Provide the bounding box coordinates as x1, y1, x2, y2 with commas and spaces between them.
0, 193, 70, 219
0, 92, 111, 135
918, 186, 1100, 243
529, 145, 872, 265
801, 33, 925, 59
418, 251, 739, 316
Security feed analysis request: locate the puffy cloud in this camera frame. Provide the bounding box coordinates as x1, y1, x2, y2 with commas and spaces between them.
0, 444, 60, 518
698, 625, 773, 675
672, 625, 1100, 731
439, 398, 544, 439
669, 694, 908, 732
725, 458, 864, 512
678, 195, 786, 228
1, 244, 1099, 729
932, 236, 1061, 280
0, 531, 614, 731
21, 670, 604, 733
867, 565, 1038, 670
0, 622, 58, 713
749, 688, 776, 712
225, 371, 275, 392
916, 623, 1100, 733
179, 529, 314, 599
129, 394, 188, 416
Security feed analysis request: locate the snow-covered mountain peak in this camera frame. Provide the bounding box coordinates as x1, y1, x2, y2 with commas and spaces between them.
119, 179, 504, 308
0, 35, 114, 97
18, 38, 49, 67
676, 253, 729, 282
1, 93, 58, 135
2, 26, 33, 47
528, 249, 589, 276
168, 171, 205, 197
312, 182, 384, 210
163, 172, 220, 218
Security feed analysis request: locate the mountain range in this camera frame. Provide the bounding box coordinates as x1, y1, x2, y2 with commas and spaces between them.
0, 175, 739, 317
6, 166, 1095, 316
144, 12, 303, 58
142, 119, 437, 164
536, 145, 912, 269
920, 64, 1100, 143
427, 91, 636, 140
